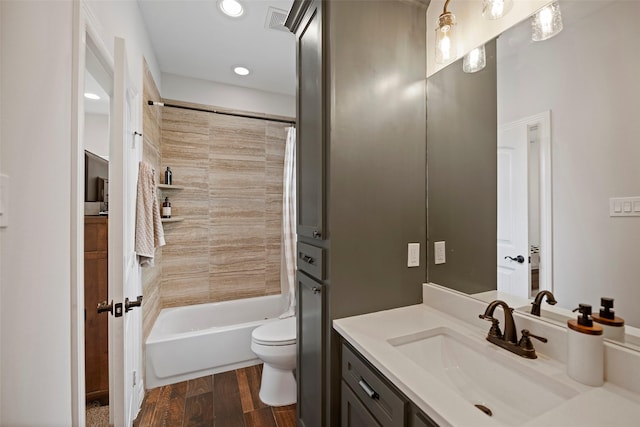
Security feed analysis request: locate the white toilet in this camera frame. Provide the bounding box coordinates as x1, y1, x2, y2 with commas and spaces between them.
250, 316, 297, 406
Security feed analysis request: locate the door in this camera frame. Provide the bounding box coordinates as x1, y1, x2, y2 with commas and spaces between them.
297, 272, 325, 427
109, 37, 144, 426
497, 120, 529, 297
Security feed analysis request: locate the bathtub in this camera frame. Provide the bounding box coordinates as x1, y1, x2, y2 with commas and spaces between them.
146, 294, 289, 389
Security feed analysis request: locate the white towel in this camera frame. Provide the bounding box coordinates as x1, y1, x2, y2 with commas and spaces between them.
135, 161, 165, 266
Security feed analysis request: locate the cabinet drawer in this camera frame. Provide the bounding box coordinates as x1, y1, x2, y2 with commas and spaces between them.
342, 380, 382, 427
342, 344, 406, 427
297, 242, 325, 280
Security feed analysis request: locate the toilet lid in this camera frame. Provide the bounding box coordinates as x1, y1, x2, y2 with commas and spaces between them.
252, 317, 296, 346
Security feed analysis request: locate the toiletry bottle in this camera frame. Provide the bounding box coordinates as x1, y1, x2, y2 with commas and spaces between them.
567, 304, 603, 386
165, 166, 172, 185
162, 197, 171, 218
592, 297, 625, 342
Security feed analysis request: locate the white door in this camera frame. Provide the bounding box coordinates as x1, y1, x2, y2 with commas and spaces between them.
110, 37, 144, 426
497, 120, 529, 297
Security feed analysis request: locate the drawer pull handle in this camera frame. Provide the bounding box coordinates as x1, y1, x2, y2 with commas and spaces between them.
300, 253, 315, 264
358, 379, 379, 399
312, 287, 321, 294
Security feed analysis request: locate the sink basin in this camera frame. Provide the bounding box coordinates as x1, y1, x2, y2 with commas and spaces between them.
388, 327, 578, 426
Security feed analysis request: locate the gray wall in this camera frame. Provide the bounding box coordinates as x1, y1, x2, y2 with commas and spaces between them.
329, 0, 427, 319
427, 39, 497, 294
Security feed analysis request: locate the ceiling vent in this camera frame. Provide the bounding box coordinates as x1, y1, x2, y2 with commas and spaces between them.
265, 7, 289, 32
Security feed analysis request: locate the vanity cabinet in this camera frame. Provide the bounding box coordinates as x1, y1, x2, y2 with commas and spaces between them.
286, 0, 427, 425
341, 342, 439, 427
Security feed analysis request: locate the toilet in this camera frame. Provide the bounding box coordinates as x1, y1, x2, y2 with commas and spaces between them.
250, 316, 297, 406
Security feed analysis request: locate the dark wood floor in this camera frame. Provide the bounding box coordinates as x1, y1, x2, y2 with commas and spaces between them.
134, 364, 296, 427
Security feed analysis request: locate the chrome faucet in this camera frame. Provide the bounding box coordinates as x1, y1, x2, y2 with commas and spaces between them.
479, 300, 547, 359
530, 290, 557, 316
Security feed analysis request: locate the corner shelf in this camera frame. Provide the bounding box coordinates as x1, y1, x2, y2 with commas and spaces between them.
161, 217, 184, 223
157, 184, 184, 190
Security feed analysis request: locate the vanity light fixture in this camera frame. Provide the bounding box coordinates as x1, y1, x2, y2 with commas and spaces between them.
84, 92, 100, 100
233, 66, 250, 76
219, 0, 244, 18
482, 0, 513, 20
463, 45, 486, 73
435, 0, 457, 64
531, 1, 563, 41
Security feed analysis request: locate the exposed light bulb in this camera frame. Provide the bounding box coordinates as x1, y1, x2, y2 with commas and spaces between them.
482, 0, 513, 20
463, 45, 486, 73
435, 2, 457, 65
532, 1, 563, 41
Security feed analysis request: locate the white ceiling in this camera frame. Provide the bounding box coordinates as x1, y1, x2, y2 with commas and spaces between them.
137, 0, 296, 96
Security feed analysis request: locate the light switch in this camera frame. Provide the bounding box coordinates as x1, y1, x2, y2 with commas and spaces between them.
434, 241, 446, 265
610, 197, 640, 217
407, 243, 420, 267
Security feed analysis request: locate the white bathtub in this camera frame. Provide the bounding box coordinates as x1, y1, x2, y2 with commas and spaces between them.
146, 294, 288, 389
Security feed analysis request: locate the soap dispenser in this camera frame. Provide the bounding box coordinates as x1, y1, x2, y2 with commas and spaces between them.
591, 297, 625, 341
567, 304, 603, 386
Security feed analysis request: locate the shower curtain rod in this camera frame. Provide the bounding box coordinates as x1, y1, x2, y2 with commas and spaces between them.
147, 101, 296, 126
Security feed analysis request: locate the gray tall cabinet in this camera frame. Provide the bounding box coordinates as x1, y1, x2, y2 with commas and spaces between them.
286, 1, 428, 425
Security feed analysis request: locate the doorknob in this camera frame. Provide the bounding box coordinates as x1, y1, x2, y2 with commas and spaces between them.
97, 300, 123, 317
97, 300, 113, 315
505, 255, 526, 264
125, 296, 143, 312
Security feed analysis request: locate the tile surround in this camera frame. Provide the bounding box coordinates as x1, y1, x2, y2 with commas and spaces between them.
160, 100, 292, 307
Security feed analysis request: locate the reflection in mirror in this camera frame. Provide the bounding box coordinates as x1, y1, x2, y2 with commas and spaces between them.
427, 0, 640, 339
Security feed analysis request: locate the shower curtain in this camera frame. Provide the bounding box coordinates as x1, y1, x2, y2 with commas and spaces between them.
280, 126, 297, 318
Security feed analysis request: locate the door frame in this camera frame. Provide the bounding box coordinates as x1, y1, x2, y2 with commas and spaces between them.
497, 110, 553, 296
71, 2, 115, 425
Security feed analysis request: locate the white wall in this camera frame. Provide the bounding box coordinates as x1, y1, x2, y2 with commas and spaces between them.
497, 1, 640, 326
85, 113, 109, 159
0, 0, 160, 424
161, 73, 296, 118
0, 1, 74, 424
427, 0, 550, 77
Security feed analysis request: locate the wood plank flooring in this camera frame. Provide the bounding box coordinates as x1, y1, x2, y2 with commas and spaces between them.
134, 364, 296, 427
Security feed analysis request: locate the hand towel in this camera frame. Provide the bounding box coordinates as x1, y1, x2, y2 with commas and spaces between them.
135, 161, 165, 266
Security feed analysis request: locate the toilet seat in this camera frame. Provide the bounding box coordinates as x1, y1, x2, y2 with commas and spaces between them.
252, 317, 296, 346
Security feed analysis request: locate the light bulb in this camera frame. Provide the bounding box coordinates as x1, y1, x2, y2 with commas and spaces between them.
482, 0, 513, 20
435, 10, 457, 64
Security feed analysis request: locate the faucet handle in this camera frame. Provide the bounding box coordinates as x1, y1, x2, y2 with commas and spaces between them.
518, 329, 548, 350
479, 314, 503, 338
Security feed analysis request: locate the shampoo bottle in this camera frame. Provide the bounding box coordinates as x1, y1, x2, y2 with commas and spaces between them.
592, 297, 625, 342
567, 304, 603, 386
165, 166, 173, 185
162, 197, 172, 219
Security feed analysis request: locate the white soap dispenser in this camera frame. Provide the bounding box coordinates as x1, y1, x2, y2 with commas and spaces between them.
591, 297, 625, 342
567, 304, 603, 386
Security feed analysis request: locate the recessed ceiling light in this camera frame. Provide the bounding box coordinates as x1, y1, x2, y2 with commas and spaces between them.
84, 92, 101, 100
219, 0, 244, 18
233, 66, 250, 76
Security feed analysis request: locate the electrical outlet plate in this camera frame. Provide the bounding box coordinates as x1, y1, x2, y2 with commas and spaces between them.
434, 241, 446, 264
407, 243, 420, 267
610, 196, 640, 217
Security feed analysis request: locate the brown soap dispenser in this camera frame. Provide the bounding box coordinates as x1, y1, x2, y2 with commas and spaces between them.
592, 297, 625, 341
567, 304, 603, 386
162, 197, 172, 219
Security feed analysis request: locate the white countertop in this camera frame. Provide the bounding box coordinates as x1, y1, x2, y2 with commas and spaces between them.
334, 299, 640, 427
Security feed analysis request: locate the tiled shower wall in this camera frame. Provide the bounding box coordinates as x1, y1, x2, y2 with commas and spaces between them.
141, 60, 162, 340
159, 101, 290, 307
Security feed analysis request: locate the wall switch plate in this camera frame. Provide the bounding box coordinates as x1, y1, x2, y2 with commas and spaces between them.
610, 197, 640, 217
407, 243, 420, 267
434, 241, 446, 264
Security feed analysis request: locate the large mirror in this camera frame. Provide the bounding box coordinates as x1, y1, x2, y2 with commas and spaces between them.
427, 0, 640, 338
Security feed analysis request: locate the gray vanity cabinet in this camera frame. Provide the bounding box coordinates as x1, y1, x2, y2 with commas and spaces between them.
341, 342, 440, 427
287, 0, 427, 425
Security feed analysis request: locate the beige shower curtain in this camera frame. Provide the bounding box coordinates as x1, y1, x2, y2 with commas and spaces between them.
280, 126, 297, 317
